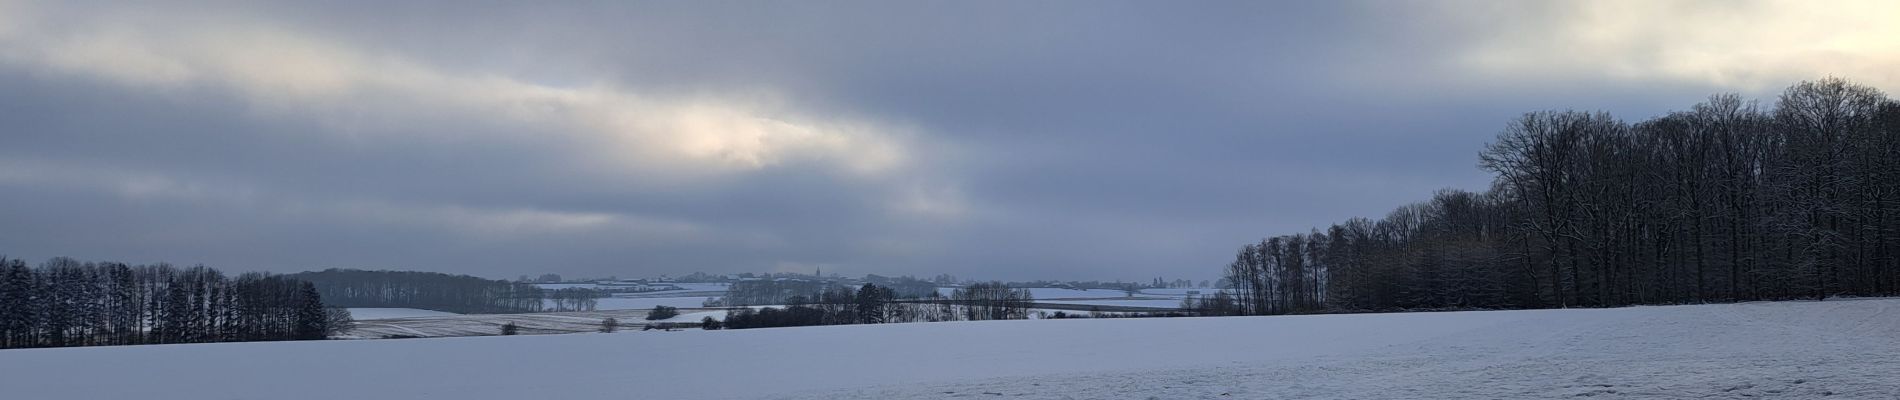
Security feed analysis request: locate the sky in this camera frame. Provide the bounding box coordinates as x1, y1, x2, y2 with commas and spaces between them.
1, 1, 1896, 281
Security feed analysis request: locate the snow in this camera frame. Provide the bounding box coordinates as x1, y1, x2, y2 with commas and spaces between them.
1136, 288, 1228, 297
5, 299, 1898, 399
1036, 298, 1186, 309
931, 286, 1188, 309
548, 296, 713, 310
667, 282, 730, 292
529, 283, 604, 290
1026, 308, 1141, 319
342, 308, 731, 338
650, 310, 726, 324
537, 282, 726, 310
345, 308, 460, 320
935, 287, 1134, 299
533, 282, 729, 293
351, 283, 737, 338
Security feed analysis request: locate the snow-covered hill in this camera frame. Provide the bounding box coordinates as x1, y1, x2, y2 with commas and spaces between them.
345, 308, 461, 319
3, 299, 1895, 399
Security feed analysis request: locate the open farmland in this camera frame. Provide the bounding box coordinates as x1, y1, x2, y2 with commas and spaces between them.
929, 286, 1210, 311
6, 299, 1895, 399
345, 283, 733, 337
538, 282, 728, 310
343, 308, 726, 338
345, 308, 461, 320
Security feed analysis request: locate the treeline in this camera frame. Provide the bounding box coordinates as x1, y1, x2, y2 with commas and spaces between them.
860, 274, 942, 298
0, 256, 345, 349
1043, 310, 1198, 319
1221, 78, 1900, 315
286, 269, 543, 314
1150, 277, 1207, 289
722, 282, 1034, 329
547, 288, 602, 312
711, 279, 833, 307
722, 284, 895, 329
946, 282, 1036, 320
713, 277, 939, 307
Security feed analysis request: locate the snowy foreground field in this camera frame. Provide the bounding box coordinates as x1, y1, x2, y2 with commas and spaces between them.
4, 300, 1897, 399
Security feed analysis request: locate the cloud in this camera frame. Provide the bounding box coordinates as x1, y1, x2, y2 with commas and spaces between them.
887, 182, 971, 221
321, 200, 707, 241
0, 157, 705, 242
0, 2, 911, 178
1441, 0, 1900, 92
0, 157, 257, 204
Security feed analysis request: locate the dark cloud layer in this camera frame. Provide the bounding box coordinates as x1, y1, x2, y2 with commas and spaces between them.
2, 1, 1892, 280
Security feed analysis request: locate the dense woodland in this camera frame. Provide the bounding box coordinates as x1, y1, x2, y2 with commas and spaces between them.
287, 269, 545, 314
0, 256, 345, 349
1217, 78, 1900, 315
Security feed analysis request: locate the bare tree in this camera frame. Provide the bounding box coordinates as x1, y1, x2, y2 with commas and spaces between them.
1224, 78, 1900, 314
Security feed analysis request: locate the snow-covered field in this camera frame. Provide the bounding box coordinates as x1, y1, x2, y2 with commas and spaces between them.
345, 308, 460, 319
936, 287, 1140, 299
532, 282, 726, 311
931, 286, 1203, 310
343, 308, 722, 338
533, 282, 729, 294
5, 299, 1897, 399
348, 282, 730, 337
532, 283, 1197, 312
1037, 298, 1186, 309
546, 296, 714, 311
1135, 288, 1228, 297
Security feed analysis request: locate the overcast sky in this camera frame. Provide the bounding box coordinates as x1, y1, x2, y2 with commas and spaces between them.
2, 1, 1895, 281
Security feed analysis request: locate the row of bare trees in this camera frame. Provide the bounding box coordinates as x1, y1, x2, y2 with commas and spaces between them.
947, 282, 1036, 321
0, 256, 343, 349
723, 283, 917, 329
1223, 78, 1900, 314
285, 269, 544, 314
547, 288, 601, 312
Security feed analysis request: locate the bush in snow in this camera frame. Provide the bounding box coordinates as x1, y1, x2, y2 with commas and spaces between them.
647, 305, 680, 320
599, 317, 619, 333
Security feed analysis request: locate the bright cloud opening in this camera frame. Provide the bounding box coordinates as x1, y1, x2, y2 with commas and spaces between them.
1444, 0, 1900, 92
